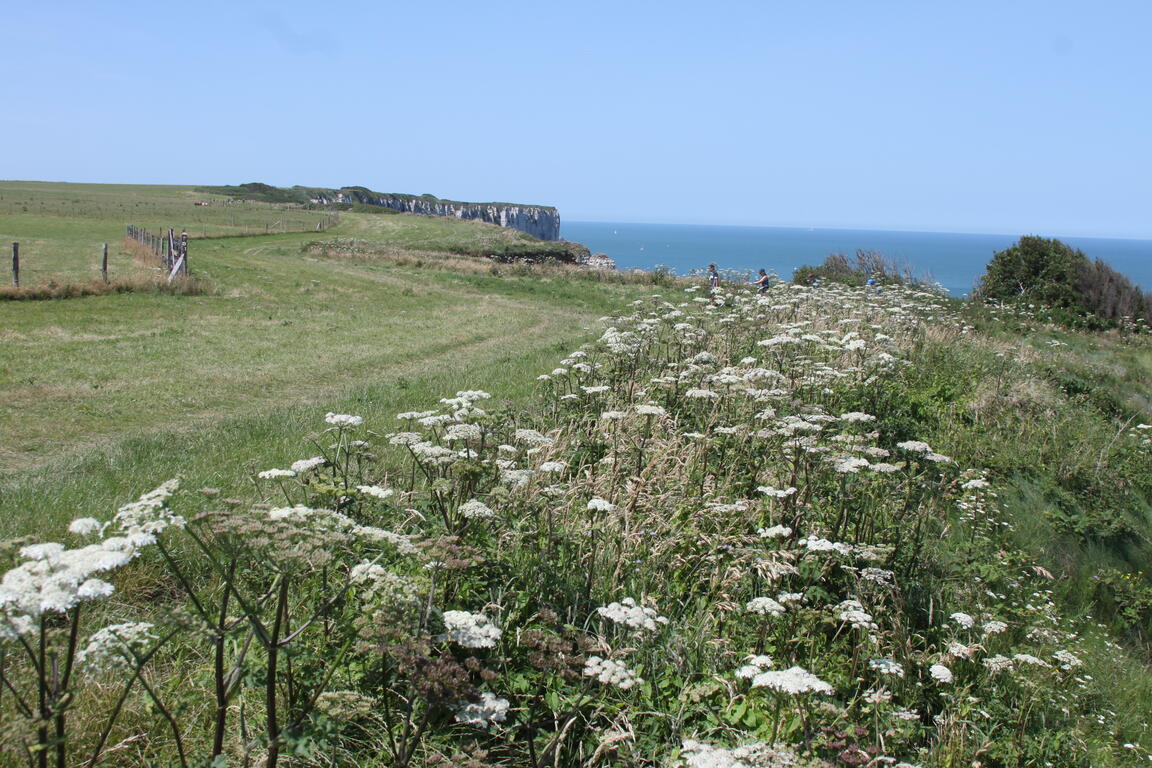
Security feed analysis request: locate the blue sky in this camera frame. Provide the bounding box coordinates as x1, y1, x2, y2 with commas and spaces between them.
4, 1, 1150, 237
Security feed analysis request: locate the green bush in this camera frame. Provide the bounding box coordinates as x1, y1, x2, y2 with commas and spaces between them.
975, 236, 1152, 327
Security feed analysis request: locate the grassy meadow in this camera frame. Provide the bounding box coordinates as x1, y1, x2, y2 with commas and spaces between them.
0, 182, 657, 537
1, 182, 1151, 768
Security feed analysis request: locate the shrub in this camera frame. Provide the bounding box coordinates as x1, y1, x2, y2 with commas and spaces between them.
974, 236, 1152, 327
793, 250, 936, 291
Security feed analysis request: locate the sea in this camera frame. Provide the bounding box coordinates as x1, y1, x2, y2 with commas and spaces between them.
560, 221, 1152, 297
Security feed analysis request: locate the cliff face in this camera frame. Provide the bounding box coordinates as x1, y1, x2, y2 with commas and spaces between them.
312, 188, 561, 241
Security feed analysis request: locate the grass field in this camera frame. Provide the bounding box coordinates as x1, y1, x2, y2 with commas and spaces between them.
0, 182, 657, 538
2, 182, 1150, 768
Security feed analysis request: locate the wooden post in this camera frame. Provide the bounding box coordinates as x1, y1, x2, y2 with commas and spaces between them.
101, 243, 109, 282
180, 231, 188, 275
11, 242, 18, 287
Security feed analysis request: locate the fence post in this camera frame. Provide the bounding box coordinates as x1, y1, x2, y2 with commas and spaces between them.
180, 230, 188, 275
101, 243, 109, 283
11, 242, 18, 287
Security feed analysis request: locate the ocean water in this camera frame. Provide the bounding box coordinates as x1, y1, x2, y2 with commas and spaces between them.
561, 221, 1152, 297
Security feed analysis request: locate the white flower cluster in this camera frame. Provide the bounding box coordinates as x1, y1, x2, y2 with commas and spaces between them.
869, 658, 905, 677
111, 479, 184, 547
1012, 653, 1050, 668
800, 536, 852, 556
257, 468, 296, 480
596, 597, 669, 632
836, 599, 877, 630
514, 428, 554, 447
324, 412, 363, 428
982, 620, 1008, 636
1, 483, 194, 636
459, 499, 495, 519
356, 484, 393, 500
949, 611, 975, 629
266, 505, 415, 554
679, 739, 800, 768
734, 654, 774, 679
68, 517, 103, 536
833, 456, 871, 474
745, 597, 786, 616
440, 610, 502, 648
76, 621, 156, 670
1, 540, 135, 634
454, 691, 510, 728
859, 567, 894, 584
757, 524, 792, 538
982, 654, 1012, 673
445, 423, 483, 442
750, 665, 834, 695
290, 456, 326, 474
587, 497, 616, 512
583, 656, 643, 689
928, 663, 953, 683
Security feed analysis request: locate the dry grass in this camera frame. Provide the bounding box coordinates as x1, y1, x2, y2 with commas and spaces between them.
0, 273, 212, 301
0, 237, 212, 300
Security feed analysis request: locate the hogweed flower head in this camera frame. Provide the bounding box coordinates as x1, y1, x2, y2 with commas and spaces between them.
746, 597, 786, 616
587, 497, 616, 512
455, 691, 511, 729
68, 518, 103, 536
928, 664, 953, 683
77, 621, 157, 671
459, 499, 495, 519
440, 610, 502, 648
869, 658, 905, 677
324, 412, 364, 428
596, 597, 669, 632
751, 665, 834, 695
583, 656, 643, 689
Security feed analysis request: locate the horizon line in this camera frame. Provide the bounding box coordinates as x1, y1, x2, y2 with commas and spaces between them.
563, 218, 1152, 243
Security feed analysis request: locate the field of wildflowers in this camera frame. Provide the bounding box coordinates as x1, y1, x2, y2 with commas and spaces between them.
2, 280, 1149, 767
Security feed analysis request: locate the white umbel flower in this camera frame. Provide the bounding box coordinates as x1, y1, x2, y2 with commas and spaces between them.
928, 664, 953, 683
68, 518, 103, 536
324, 413, 363, 428
745, 597, 786, 615
455, 692, 510, 728
596, 598, 669, 632
459, 499, 495, 519
583, 656, 643, 689
751, 666, 834, 695
440, 610, 501, 648
356, 485, 394, 500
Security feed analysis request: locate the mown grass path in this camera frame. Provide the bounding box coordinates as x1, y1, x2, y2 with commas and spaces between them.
0, 216, 651, 538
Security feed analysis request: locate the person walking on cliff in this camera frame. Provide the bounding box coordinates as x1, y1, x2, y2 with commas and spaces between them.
750, 268, 772, 294
706, 264, 721, 304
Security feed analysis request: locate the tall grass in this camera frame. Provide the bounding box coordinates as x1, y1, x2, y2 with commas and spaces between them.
2, 281, 1148, 767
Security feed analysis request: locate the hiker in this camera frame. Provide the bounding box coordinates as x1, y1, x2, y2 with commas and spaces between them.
750, 268, 772, 294
707, 264, 720, 291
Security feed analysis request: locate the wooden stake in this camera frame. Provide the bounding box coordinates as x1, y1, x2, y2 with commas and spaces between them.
11, 242, 18, 287
101, 243, 109, 283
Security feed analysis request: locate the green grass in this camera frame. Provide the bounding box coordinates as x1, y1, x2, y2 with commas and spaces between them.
2, 183, 1151, 766
0, 180, 336, 283
0, 182, 654, 538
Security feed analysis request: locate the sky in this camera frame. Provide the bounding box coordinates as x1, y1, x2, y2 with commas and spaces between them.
3, 1, 1150, 237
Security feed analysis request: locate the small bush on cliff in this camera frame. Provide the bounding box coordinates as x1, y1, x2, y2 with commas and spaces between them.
974, 235, 1152, 328
793, 249, 937, 291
